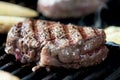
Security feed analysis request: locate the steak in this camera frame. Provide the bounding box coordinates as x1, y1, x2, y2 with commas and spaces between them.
37, 0, 107, 18
5, 19, 108, 71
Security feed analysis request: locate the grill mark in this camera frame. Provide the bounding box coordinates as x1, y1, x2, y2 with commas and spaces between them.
79, 27, 97, 40
43, 21, 52, 41
62, 24, 69, 40
67, 24, 84, 44
78, 27, 87, 40
48, 26, 55, 43
47, 22, 56, 45
91, 27, 97, 37
49, 22, 65, 40
93, 28, 99, 36
94, 28, 104, 36
69, 25, 82, 44
59, 24, 66, 39
16, 22, 23, 37
95, 29, 100, 36
34, 20, 41, 43
69, 25, 75, 43
32, 20, 38, 41
78, 27, 83, 40
44, 21, 56, 44
64, 25, 73, 44
36, 21, 51, 43
49, 24, 56, 40
95, 29, 105, 39
72, 25, 82, 44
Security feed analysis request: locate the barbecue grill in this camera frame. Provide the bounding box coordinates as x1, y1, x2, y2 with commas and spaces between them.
0, 0, 120, 80
1, 37, 120, 80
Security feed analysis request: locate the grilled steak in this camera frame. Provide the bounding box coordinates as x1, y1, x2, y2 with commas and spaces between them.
38, 0, 107, 18
5, 19, 108, 71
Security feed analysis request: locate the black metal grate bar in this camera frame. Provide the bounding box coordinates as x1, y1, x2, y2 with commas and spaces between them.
21, 72, 37, 80
0, 46, 5, 56
0, 62, 14, 70
21, 68, 48, 80
13, 66, 34, 78
12, 67, 24, 75
0, 54, 15, 67
104, 66, 120, 80
83, 67, 110, 80
41, 73, 57, 80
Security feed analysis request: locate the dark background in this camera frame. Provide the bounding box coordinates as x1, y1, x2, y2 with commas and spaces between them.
1, 0, 120, 28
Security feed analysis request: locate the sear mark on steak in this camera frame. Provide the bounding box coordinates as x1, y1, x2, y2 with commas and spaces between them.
5, 19, 108, 71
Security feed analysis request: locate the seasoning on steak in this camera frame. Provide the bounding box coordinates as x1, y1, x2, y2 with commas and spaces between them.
37, 0, 107, 18
5, 19, 108, 71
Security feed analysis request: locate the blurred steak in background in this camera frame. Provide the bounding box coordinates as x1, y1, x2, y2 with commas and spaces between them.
37, 0, 107, 19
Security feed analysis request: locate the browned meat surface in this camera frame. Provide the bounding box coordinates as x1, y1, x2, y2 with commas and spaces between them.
5, 19, 108, 71
37, 0, 107, 18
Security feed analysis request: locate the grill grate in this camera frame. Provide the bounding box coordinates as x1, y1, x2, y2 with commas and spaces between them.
0, 0, 120, 79
0, 42, 120, 80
